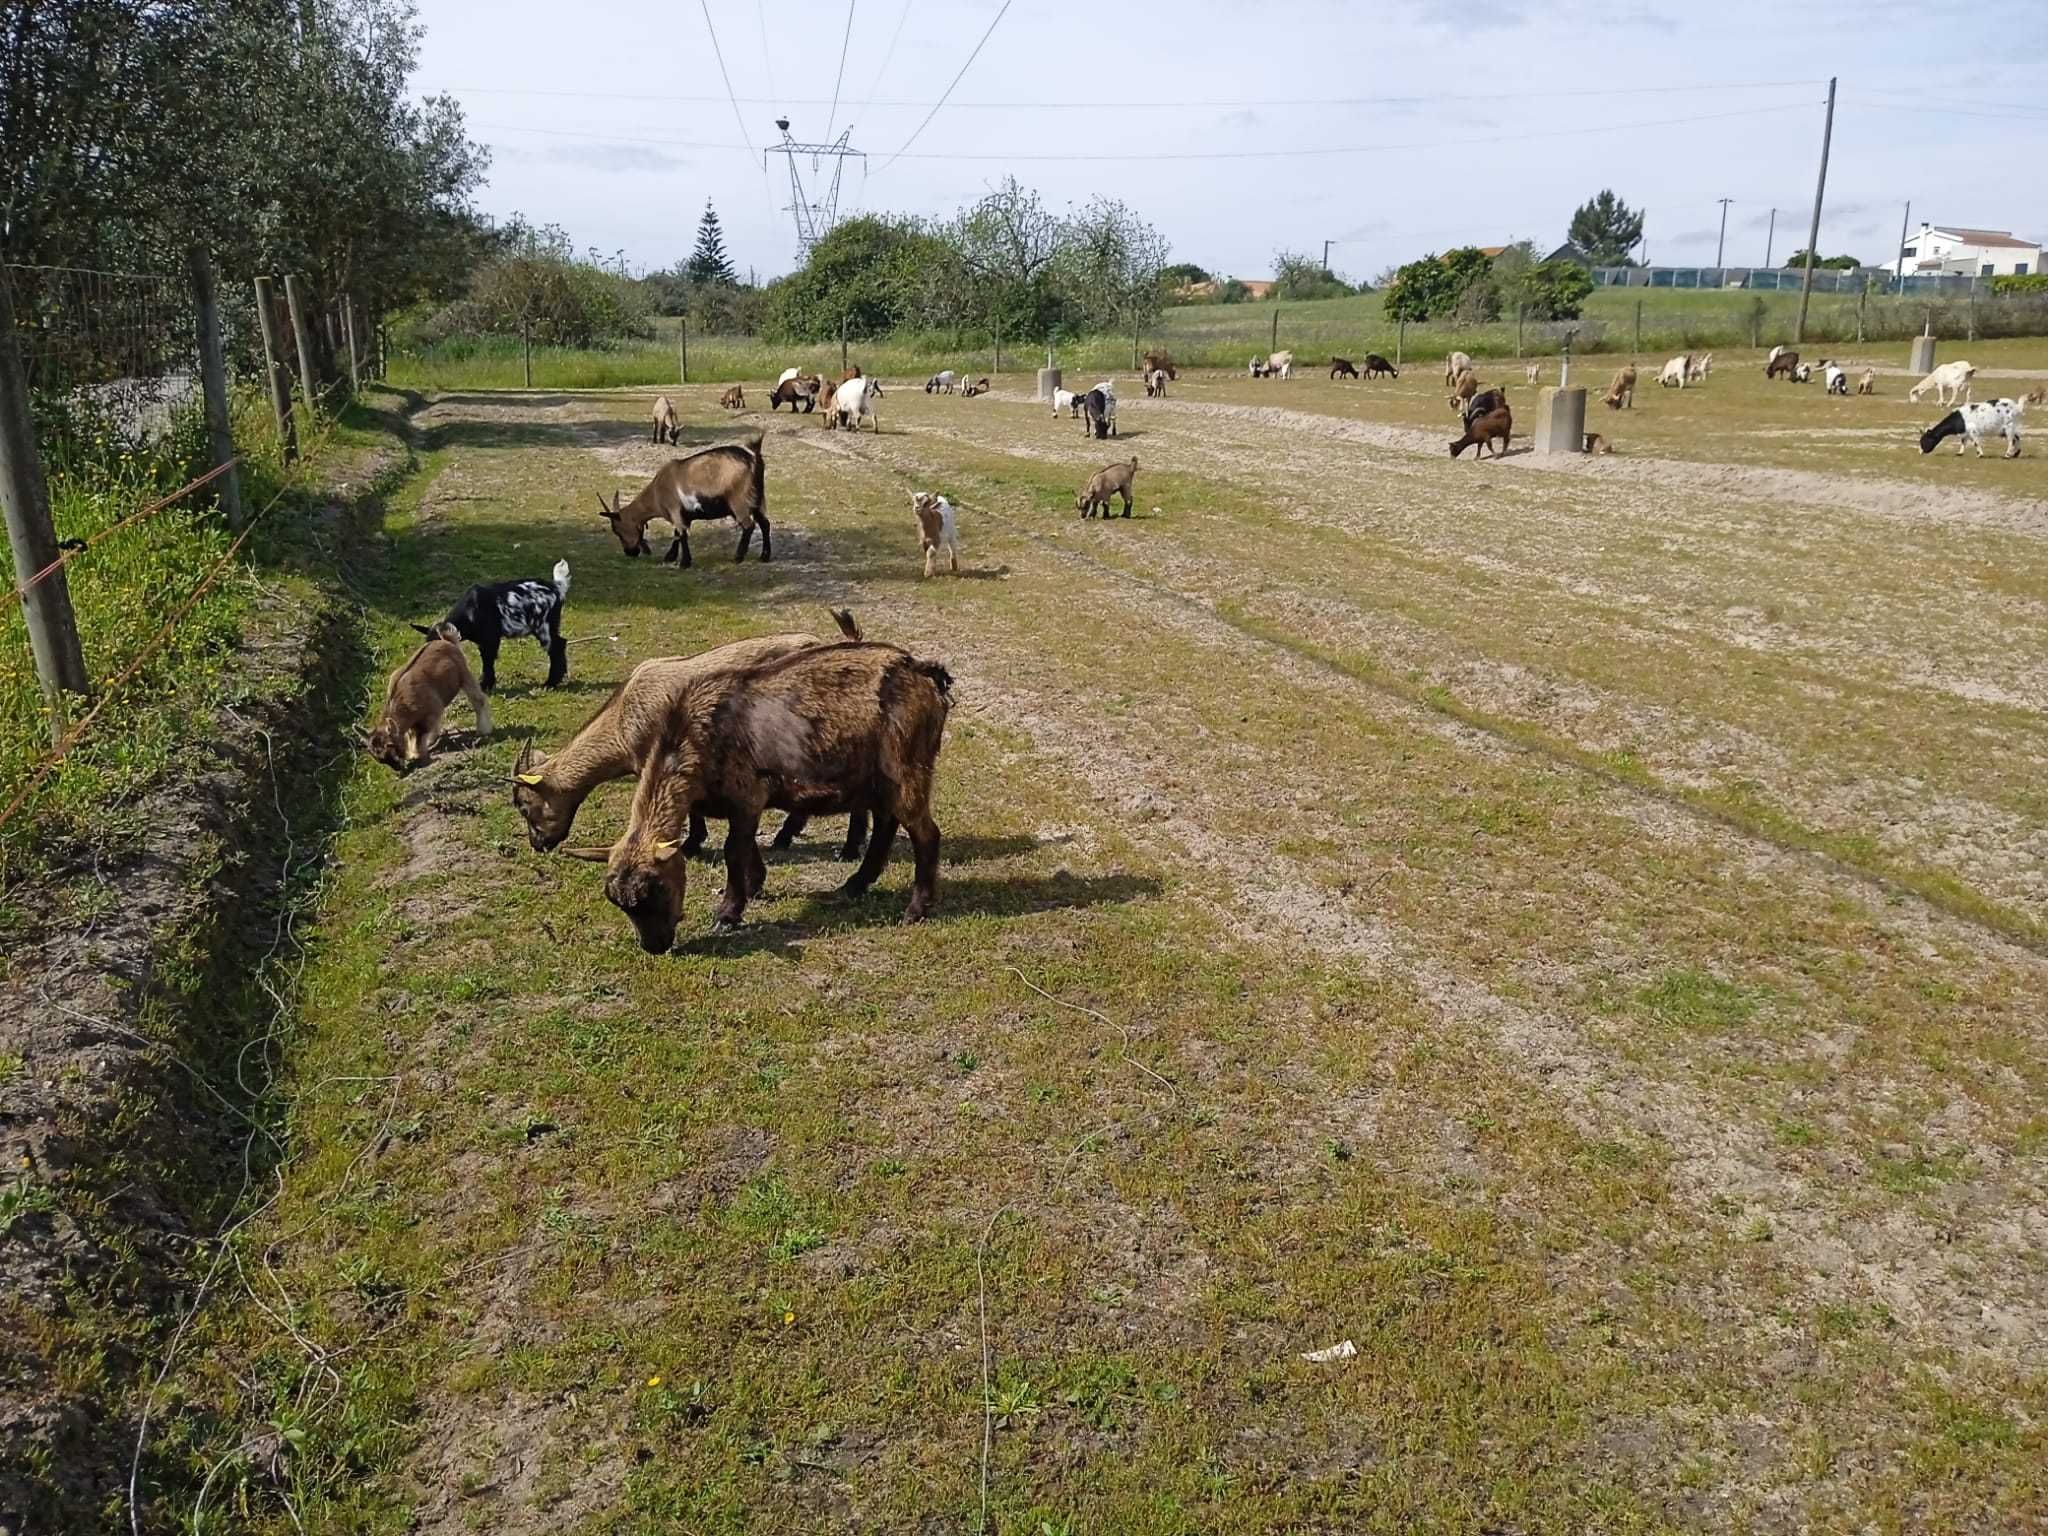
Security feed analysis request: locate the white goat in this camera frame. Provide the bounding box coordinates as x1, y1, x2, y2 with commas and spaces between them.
1919, 398, 2024, 458
1822, 360, 1848, 395
775, 366, 801, 390
1908, 360, 1976, 406
1051, 386, 1083, 418
1524, 362, 1541, 384
1268, 350, 1295, 379
924, 369, 957, 395
834, 374, 882, 433
1687, 352, 1714, 381
1658, 354, 1691, 388
1444, 351, 1472, 385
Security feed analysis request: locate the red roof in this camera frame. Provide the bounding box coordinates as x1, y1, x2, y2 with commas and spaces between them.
1929, 226, 2040, 249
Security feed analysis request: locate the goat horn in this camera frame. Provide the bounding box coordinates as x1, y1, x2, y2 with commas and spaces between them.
557, 844, 612, 863
514, 741, 533, 775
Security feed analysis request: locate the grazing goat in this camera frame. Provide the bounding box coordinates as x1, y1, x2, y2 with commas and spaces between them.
1448, 367, 1479, 413
1525, 362, 1541, 385
2023, 386, 2047, 408
1766, 344, 1786, 368
1141, 350, 1178, 380
911, 491, 961, 578
1329, 357, 1360, 380
1687, 352, 1714, 382
1793, 362, 1813, 384
514, 615, 868, 859
1463, 386, 1508, 425
769, 373, 819, 412
720, 385, 745, 411
1248, 356, 1268, 379
1363, 354, 1397, 379
1920, 399, 2024, 458
1604, 366, 1637, 409
1822, 361, 1849, 396
600, 435, 769, 565
1908, 360, 1975, 406
1765, 350, 1801, 381
564, 641, 954, 947
1658, 354, 1691, 389
367, 624, 490, 774
1076, 457, 1138, 518
1267, 350, 1295, 379
1145, 368, 1169, 397
1444, 351, 1472, 385
924, 369, 958, 395
1858, 369, 1878, 396
1583, 432, 1611, 455
962, 377, 991, 397
651, 395, 680, 444
1450, 401, 1512, 459
412, 558, 569, 692
1051, 387, 1084, 418
1083, 384, 1118, 440
834, 375, 883, 433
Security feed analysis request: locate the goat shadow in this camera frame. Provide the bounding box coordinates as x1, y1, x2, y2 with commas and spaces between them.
669, 869, 1163, 959
765, 831, 1047, 867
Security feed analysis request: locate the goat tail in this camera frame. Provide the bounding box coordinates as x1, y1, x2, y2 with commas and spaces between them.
914, 660, 955, 701
830, 608, 863, 641
552, 557, 571, 598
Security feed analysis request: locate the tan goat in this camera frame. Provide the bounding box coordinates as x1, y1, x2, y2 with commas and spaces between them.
366, 623, 490, 773
1448, 368, 1479, 413
600, 435, 769, 565
1603, 366, 1637, 410
1076, 457, 1139, 519
651, 395, 680, 444
720, 385, 745, 411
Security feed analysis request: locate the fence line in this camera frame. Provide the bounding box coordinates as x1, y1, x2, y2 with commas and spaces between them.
1, 457, 241, 615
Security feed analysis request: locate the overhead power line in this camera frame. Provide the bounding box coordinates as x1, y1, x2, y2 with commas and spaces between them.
856, 0, 914, 117
755, 0, 777, 106
824, 0, 857, 141
877, 0, 1012, 171
697, 0, 756, 156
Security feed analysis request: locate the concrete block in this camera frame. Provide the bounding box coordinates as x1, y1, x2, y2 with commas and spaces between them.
1534, 386, 1587, 455
1036, 366, 1061, 402
1909, 335, 1936, 375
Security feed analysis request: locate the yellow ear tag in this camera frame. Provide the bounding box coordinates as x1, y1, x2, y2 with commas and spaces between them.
516, 772, 545, 786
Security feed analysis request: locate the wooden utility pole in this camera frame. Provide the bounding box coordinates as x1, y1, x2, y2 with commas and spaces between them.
187, 248, 243, 527
343, 294, 361, 394
0, 274, 91, 724
1714, 198, 1733, 269
283, 274, 320, 412
678, 318, 688, 384
1764, 208, 1777, 268
252, 276, 298, 462
1895, 200, 1911, 294
521, 317, 532, 388
1794, 76, 1838, 345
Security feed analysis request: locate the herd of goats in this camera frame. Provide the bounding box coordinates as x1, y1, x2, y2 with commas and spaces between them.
364, 344, 2040, 952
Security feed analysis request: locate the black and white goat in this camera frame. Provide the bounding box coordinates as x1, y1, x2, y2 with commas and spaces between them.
1919, 399, 2025, 459
1083, 383, 1118, 440
414, 559, 570, 690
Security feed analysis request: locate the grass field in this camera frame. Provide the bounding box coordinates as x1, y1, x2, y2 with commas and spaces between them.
389, 288, 2048, 392
176, 366, 2048, 1531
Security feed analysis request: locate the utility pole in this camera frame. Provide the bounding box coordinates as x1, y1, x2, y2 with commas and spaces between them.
1764, 208, 1777, 268
1895, 199, 1912, 293
1322, 239, 1333, 275
1715, 198, 1733, 268
1795, 76, 1838, 344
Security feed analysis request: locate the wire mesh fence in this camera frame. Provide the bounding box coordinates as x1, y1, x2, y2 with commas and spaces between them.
4, 264, 202, 446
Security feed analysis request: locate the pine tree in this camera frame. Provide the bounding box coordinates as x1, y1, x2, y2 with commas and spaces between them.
1567, 190, 1645, 267
686, 200, 737, 285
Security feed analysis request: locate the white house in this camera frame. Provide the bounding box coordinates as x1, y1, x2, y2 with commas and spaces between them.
1893, 223, 2042, 279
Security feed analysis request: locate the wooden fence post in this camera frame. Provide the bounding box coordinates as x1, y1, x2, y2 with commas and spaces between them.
187, 248, 243, 527
522, 317, 532, 388
1634, 298, 1643, 356
1967, 281, 1978, 343
994, 322, 1002, 375
1270, 306, 1279, 354
1516, 304, 1525, 358
678, 318, 688, 384
1132, 312, 1140, 371
0, 272, 92, 727
1396, 319, 1404, 367
253, 276, 298, 463
343, 294, 361, 394
840, 314, 848, 376
1856, 285, 1867, 343
283, 274, 320, 414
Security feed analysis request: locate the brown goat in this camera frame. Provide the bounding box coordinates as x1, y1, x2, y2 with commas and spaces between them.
1141, 350, 1178, 380
1076, 457, 1139, 518
769, 374, 819, 412
1450, 402, 1512, 459
651, 395, 680, 444
1583, 432, 1611, 455
367, 623, 491, 773
599, 435, 769, 565
1329, 357, 1360, 379
513, 613, 866, 856
961, 377, 991, 397
563, 642, 954, 948
1765, 349, 1801, 381
1447, 368, 1479, 413
720, 385, 745, 411
1603, 366, 1637, 410
1858, 369, 1878, 396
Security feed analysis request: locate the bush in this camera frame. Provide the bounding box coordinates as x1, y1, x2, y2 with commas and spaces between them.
1992, 273, 2048, 295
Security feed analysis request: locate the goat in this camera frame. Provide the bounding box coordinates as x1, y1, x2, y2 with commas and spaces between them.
1463, 386, 1508, 425
1687, 352, 1714, 381
1525, 362, 1542, 385
1444, 351, 1473, 385
1145, 368, 1169, 397
1267, 350, 1295, 379
1793, 362, 1813, 384
720, 385, 745, 411
1076, 457, 1138, 518
1248, 356, 1268, 379
1141, 350, 1178, 380
1908, 360, 1976, 406
1329, 357, 1360, 380
1447, 367, 1479, 413
924, 369, 958, 395
834, 375, 883, 433
651, 395, 680, 444
411, 558, 569, 692
1919, 399, 2024, 458
1658, 354, 1691, 389
1363, 354, 1397, 379
912, 491, 961, 578
962, 377, 991, 398
1583, 432, 1611, 455
367, 624, 490, 773
1858, 369, 1878, 396
1083, 384, 1118, 440
1765, 350, 1800, 381
1822, 361, 1849, 396
513, 614, 868, 859
817, 378, 839, 423
599, 435, 769, 565
2024, 386, 2047, 408
1450, 401, 1512, 459
562, 641, 953, 946
1766, 344, 1786, 368
1051, 387, 1084, 418
770, 373, 819, 412
1603, 365, 1637, 409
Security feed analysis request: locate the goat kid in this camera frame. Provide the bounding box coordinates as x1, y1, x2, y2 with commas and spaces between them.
1083, 384, 1118, 440
600, 435, 770, 565
1822, 361, 1849, 396
1077, 457, 1138, 518
720, 385, 745, 411
912, 491, 961, 577
1858, 368, 1878, 395
367, 624, 491, 773
1329, 357, 1360, 380
924, 369, 958, 394
413, 558, 569, 691
1604, 366, 1637, 409
1908, 360, 1976, 406
834, 375, 883, 433
1450, 402, 1512, 459
1363, 354, 1398, 379
1658, 354, 1691, 389
1145, 368, 1169, 397
1919, 398, 2024, 458
651, 395, 680, 444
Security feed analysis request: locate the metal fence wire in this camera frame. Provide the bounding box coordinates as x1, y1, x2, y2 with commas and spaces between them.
4, 263, 200, 441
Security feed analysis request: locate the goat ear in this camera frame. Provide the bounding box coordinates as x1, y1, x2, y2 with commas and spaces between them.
652, 838, 682, 860
558, 844, 612, 862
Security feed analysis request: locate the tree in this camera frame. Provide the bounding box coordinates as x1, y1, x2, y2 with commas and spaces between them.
1782, 250, 1860, 270
1271, 250, 1353, 301
1057, 197, 1171, 337
762, 215, 958, 341
1515, 260, 1594, 320
1567, 190, 1645, 266
950, 177, 1068, 343
1161, 262, 1211, 288
686, 201, 737, 285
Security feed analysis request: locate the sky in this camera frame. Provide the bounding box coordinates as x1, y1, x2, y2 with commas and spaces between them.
414, 0, 2048, 285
